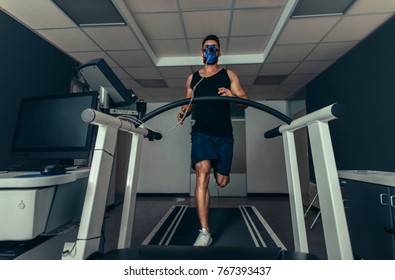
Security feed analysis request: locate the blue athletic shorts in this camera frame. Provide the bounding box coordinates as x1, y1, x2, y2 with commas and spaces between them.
191, 133, 234, 176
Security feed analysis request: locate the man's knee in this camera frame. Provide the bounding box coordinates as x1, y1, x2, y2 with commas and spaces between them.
195, 162, 211, 177
215, 174, 230, 188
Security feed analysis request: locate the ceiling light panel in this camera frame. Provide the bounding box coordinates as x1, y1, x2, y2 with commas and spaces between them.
291, 0, 357, 18
52, 0, 125, 26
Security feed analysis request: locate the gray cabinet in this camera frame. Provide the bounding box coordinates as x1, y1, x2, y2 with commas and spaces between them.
340, 178, 395, 259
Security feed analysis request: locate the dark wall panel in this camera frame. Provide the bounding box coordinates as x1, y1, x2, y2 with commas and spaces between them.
0, 11, 77, 167
306, 15, 395, 172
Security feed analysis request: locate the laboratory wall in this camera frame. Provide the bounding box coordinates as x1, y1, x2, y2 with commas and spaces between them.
0, 11, 76, 168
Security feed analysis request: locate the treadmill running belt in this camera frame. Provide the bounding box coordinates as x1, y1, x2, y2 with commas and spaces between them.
143, 205, 286, 249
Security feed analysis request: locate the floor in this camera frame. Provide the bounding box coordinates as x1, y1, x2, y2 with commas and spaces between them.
103, 195, 327, 260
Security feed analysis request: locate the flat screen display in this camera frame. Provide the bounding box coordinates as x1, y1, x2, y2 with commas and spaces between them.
12, 92, 98, 160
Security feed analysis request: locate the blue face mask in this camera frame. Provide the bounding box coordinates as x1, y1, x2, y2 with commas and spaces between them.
204, 44, 218, 64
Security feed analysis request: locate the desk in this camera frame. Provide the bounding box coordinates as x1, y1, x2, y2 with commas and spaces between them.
0, 169, 89, 241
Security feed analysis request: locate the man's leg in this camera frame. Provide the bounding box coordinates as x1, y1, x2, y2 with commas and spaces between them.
213, 137, 233, 188
193, 160, 213, 246
214, 172, 230, 188
195, 160, 211, 230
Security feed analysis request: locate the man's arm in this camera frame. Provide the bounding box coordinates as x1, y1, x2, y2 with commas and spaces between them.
217, 69, 249, 108
177, 74, 193, 124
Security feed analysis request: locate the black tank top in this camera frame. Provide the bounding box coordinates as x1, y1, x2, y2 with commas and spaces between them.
190, 68, 232, 137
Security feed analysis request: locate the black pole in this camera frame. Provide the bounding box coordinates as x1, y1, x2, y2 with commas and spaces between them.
139, 96, 292, 125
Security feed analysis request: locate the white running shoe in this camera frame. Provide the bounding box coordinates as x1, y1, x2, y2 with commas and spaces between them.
193, 228, 213, 246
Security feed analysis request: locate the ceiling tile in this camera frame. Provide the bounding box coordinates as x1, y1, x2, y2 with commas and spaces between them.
131, 89, 153, 101
107, 50, 154, 67
188, 38, 229, 55
121, 79, 142, 90
348, 0, 395, 14
124, 67, 162, 79
145, 87, 176, 96
147, 94, 180, 103
231, 8, 283, 36
282, 74, 316, 85
82, 26, 142, 50
158, 66, 192, 79
227, 36, 270, 54
274, 84, 304, 96
112, 67, 131, 80
149, 39, 189, 57
0, 0, 76, 29
306, 41, 357, 60
250, 85, 278, 94
179, 0, 233, 10
277, 17, 340, 44
239, 76, 256, 87
227, 64, 261, 76
234, 0, 287, 9
323, 14, 393, 42
134, 13, 184, 40
135, 79, 168, 88
124, 0, 179, 13
1, 0, 394, 103
292, 60, 335, 74
36, 28, 100, 52
266, 44, 316, 62
165, 78, 186, 89
182, 10, 231, 38
68, 52, 118, 66
259, 62, 299, 75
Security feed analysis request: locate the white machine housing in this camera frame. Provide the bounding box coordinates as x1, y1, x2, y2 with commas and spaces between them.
0, 169, 89, 241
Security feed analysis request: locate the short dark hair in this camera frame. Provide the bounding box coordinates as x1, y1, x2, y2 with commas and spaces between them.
202, 35, 220, 49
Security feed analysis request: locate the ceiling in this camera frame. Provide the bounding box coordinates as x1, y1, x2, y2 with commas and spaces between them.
0, 0, 394, 103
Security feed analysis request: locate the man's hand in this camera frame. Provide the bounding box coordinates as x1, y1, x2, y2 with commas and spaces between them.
218, 87, 236, 97
177, 109, 187, 124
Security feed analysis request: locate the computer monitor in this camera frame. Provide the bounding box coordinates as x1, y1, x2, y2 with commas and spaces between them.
78, 58, 138, 108
11, 92, 98, 162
